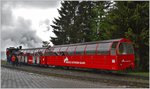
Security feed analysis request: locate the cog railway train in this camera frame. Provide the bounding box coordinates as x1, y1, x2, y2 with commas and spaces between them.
6, 38, 135, 71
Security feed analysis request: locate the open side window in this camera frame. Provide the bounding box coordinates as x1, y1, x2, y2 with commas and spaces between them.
44, 48, 54, 56
59, 47, 68, 56
53, 47, 61, 55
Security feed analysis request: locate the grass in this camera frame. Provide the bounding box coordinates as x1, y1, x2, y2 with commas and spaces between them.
1, 60, 7, 65
128, 72, 149, 77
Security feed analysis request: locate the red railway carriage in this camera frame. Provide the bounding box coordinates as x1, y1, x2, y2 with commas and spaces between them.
44, 38, 135, 71
14, 38, 134, 71
19, 47, 47, 65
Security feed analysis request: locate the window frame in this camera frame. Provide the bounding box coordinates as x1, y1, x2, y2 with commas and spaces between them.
59, 46, 68, 56
96, 42, 112, 55
85, 43, 97, 55
75, 45, 86, 55
44, 48, 55, 56
67, 46, 76, 55
110, 41, 119, 55
117, 42, 134, 55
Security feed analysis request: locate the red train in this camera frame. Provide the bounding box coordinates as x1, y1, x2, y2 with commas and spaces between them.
6, 38, 135, 71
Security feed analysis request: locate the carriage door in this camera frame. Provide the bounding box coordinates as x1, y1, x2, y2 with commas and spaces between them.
110, 42, 118, 68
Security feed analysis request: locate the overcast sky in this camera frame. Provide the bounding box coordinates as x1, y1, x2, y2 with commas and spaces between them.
1, 0, 62, 51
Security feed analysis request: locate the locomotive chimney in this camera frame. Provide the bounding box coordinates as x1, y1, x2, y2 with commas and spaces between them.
19, 46, 22, 49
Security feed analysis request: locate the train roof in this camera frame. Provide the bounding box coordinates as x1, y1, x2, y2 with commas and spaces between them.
52, 38, 131, 48
20, 38, 131, 50
20, 47, 47, 50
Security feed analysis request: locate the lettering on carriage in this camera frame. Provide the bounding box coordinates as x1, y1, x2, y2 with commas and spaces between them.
64, 57, 86, 64
121, 59, 131, 63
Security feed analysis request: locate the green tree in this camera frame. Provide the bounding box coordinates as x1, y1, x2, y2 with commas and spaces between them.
90, 1, 112, 41
106, 1, 149, 71
42, 41, 50, 47
75, 1, 94, 42
73, 1, 111, 42
51, 1, 111, 44
51, 1, 79, 45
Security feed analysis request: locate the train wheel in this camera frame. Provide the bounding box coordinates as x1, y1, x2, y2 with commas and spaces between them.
124, 67, 133, 73
105, 70, 112, 74
44, 65, 49, 68
92, 69, 97, 72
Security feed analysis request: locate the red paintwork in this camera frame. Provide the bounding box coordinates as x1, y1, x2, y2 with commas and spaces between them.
40, 56, 46, 65
28, 55, 33, 64
19, 38, 135, 71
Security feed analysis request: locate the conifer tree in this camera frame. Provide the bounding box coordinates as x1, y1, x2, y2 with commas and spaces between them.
75, 1, 95, 42
51, 1, 79, 45
106, 1, 149, 71
90, 1, 112, 41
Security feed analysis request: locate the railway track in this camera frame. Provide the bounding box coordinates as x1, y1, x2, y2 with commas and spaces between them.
61, 67, 149, 80
1, 64, 149, 88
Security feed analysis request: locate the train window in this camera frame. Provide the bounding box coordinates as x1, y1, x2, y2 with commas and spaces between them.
23, 50, 26, 53
41, 49, 46, 54
20, 50, 22, 52
60, 47, 68, 52
30, 50, 34, 55
27, 50, 29, 53
75, 45, 86, 55
38, 51, 44, 56
119, 43, 134, 54
67, 46, 76, 55
37, 49, 44, 56
110, 42, 118, 55
34, 49, 38, 53
60, 47, 68, 56
34, 49, 39, 55
38, 49, 43, 52
53, 47, 61, 55
53, 47, 60, 52
97, 43, 111, 55
86, 44, 97, 55
44, 49, 54, 56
